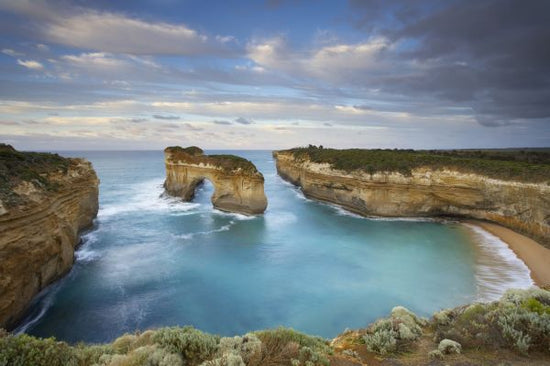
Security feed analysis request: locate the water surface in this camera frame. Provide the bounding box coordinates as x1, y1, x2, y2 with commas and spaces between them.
18, 150, 532, 343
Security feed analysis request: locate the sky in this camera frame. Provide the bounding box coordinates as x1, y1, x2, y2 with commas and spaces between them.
0, 0, 549, 150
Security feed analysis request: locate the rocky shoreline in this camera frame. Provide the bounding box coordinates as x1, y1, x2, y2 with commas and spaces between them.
0, 145, 99, 329
273, 149, 550, 247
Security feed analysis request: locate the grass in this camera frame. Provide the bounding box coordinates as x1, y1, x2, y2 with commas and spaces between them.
280, 145, 550, 183
0, 144, 71, 207
165, 146, 260, 174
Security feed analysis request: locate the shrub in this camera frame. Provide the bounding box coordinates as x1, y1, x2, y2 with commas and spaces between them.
362, 306, 424, 355
0, 333, 77, 366
152, 326, 219, 366
428, 349, 443, 359
438, 339, 461, 354
433, 288, 550, 355
252, 328, 330, 366
216, 334, 261, 363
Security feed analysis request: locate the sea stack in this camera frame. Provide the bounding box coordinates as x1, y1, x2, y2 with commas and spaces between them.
0, 144, 99, 329
164, 146, 267, 215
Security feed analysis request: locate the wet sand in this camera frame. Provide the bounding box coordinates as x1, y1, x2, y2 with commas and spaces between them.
468, 220, 550, 287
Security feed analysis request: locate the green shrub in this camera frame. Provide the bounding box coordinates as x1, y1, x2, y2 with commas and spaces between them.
253, 328, 330, 366
433, 288, 550, 355
151, 326, 218, 365
362, 306, 424, 355
438, 339, 461, 354
0, 333, 77, 366
216, 334, 262, 363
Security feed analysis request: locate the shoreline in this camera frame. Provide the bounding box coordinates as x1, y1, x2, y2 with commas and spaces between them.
467, 219, 550, 288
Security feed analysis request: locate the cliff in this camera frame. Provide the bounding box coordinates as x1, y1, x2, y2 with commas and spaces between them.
164, 146, 267, 215
0, 144, 99, 329
274, 148, 550, 247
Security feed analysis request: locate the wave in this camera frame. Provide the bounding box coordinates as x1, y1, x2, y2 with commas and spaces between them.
212, 209, 257, 221
75, 232, 101, 263
172, 222, 233, 240
464, 224, 533, 302
98, 179, 201, 219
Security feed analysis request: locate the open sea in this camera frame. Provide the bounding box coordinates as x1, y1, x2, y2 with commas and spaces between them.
15, 150, 533, 343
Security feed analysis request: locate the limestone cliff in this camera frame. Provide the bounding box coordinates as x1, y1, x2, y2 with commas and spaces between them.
164, 146, 267, 215
0, 145, 99, 329
274, 149, 550, 247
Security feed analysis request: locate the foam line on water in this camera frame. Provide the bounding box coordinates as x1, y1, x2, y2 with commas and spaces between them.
212, 209, 257, 221
173, 222, 234, 240
464, 223, 533, 302
98, 178, 200, 219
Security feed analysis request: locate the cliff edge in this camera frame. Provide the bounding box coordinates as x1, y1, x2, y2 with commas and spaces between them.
0, 144, 99, 329
274, 147, 550, 247
164, 146, 267, 215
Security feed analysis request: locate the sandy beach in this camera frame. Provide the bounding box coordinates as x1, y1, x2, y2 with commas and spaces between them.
468, 220, 550, 288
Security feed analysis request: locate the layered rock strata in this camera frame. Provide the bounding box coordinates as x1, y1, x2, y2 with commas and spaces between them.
164, 146, 267, 215
274, 150, 550, 247
0, 146, 99, 329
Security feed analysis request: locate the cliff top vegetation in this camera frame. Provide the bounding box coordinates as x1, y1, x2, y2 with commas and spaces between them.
165, 146, 260, 175
0, 144, 73, 207
1, 288, 549, 365
280, 146, 550, 183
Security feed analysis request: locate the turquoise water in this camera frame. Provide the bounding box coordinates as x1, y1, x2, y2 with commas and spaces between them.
17, 151, 532, 343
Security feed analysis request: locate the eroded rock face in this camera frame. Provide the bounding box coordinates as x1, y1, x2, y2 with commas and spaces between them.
0, 148, 99, 329
274, 151, 550, 246
164, 146, 267, 215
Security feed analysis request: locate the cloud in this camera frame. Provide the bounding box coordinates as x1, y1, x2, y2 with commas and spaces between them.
2, 48, 23, 57
128, 118, 147, 123
153, 114, 180, 120
0, 0, 237, 56
17, 59, 44, 70
234, 117, 254, 125
212, 120, 232, 125
61, 52, 127, 68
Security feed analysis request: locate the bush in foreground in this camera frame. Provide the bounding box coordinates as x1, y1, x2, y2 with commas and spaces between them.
1, 288, 549, 365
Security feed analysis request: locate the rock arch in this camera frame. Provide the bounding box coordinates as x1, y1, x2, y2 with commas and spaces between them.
164, 146, 268, 215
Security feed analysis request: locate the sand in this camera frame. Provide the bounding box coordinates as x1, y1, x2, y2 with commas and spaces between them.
468, 220, 550, 288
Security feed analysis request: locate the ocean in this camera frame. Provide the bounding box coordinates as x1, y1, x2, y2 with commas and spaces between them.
15, 150, 533, 343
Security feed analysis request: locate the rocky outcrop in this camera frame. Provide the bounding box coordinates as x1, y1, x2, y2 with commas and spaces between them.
0, 145, 99, 329
164, 146, 267, 215
274, 150, 550, 247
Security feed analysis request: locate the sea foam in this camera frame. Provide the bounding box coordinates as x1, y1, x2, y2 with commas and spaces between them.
465, 224, 533, 302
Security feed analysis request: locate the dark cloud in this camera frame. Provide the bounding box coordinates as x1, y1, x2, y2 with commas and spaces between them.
153, 114, 180, 120
129, 118, 147, 123
349, 0, 550, 127
353, 105, 373, 111
323, 122, 332, 127
212, 120, 232, 125
234, 117, 254, 125
184, 123, 204, 131
0, 121, 20, 126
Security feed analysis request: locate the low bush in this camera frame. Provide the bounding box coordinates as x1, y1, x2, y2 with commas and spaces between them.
152, 326, 219, 366
0, 333, 77, 366
362, 306, 425, 355
252, 327, 330, 366
433, 288, 550, 355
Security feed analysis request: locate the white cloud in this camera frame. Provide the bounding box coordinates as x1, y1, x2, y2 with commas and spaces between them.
2, 48, 24, 57
0, 0, 235, 56
17, 59, 44, 70
247, 37, 390, 82
61, 52, 128, 68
